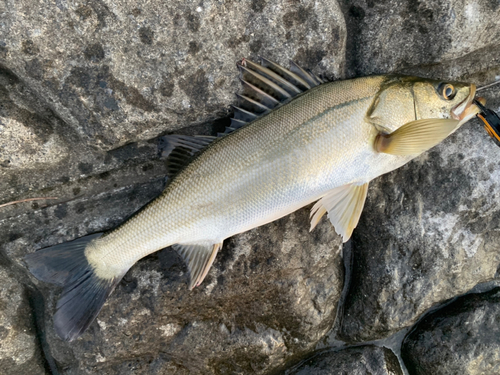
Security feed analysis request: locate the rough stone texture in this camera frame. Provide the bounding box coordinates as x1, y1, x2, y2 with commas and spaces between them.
287, 345, 403, 375
339, 104, 500, 342
340, 0, 500, 77
31, 208, 343, 374
0, 0, 345, 152
0, 263, 48, 374
0, 0, 348, 373
401, 287, 500, 375
2, 0, 500, 373
337, 3, 500, 343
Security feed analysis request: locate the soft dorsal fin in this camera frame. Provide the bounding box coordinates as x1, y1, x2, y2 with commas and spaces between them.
310, 183, 369, 242
172, 242, 222, 289
158, 135, 216, 177
224, 58, 325, 135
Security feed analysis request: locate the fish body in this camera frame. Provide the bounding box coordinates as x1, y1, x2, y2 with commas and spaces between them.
94, 77, 408, 265
25, 60, 481, 341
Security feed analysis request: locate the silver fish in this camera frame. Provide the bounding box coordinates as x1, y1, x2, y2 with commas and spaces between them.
25, 58, 482, 341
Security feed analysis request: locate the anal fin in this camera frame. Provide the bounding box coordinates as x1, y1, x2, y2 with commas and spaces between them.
172, 242, 222, 289
310, 183, 369, 242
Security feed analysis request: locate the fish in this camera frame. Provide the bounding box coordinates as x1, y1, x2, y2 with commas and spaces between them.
25, 57, 483, 341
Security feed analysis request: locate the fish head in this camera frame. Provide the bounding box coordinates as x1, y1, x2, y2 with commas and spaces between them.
368, 77, 482, 134
412, 79, 482, 125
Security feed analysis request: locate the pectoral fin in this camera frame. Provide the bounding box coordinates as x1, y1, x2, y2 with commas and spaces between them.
172, 242, 222, 289
375, 118, 459, 155
310, 183, 369, 242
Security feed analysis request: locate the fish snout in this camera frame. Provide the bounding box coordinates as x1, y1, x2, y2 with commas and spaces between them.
451, 84, 481, 122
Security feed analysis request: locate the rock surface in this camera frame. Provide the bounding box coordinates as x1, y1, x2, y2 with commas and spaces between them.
39, 209, 344, 374
401, 287, 500, 375
0, 261, 48, 374
1, 0, 500, 373
337, 3, 500, 343
287, 345, 403, 375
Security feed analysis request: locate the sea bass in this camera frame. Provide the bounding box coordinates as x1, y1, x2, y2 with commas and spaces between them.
25, 58, 483, 341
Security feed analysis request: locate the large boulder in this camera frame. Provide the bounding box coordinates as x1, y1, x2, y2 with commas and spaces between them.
401, 287, 500, 375
287, 345, 403, 375
0, 0, 346, 373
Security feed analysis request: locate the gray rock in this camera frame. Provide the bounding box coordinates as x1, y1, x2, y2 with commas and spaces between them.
337, 4, 500, 343
287, 345, 403, 375
1, 0, 346, 153
0, 264, 48, 374
401, 287, 500, 375
41, 208, 343, 374
340, 0, 500, 77
339, 107, 500, 342
1, 0, 348, 372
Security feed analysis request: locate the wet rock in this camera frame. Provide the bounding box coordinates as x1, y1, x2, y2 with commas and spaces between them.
401, 287, 500, 375
337, 4, 500, 343
341, 0, 500, 77
287, 345, 403, 375
339, 113, 500, 342
2, 0, 346, 152
37, 208, 343, 374
0, 266, 47, 374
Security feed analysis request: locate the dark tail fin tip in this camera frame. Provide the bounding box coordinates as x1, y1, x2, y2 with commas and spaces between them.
25, 233, 124, 341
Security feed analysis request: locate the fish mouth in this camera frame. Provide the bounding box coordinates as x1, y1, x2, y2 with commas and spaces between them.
451, 84, 483, 122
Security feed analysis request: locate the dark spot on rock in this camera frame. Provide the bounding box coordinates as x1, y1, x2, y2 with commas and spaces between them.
132, 8, 141, 16
0, 326, 8, 340
107, 67, 156, 112
418, 24, 428, 34
54, 204, 68, 219
139, 27, 154, 45
293, 47, 326, 70
8, 233, 22, 242
160, 78, 174, 98
184, 11, 200, 32
84, 43, 105, 62
76, 5, 93, 20
251, 0, 266, 12
98, 171, 110, 180
78, 162, 93, 174
179, 69, 209, 107
0, 63, 20, 85
349, 5, 365, 19
22, 40, 39, 55
59, 175, 70, 183
31, 202, 39, 209
283, 5, 315, 29
67, 67, 92, 90
25, 59, 43, 80
73, 187, 81, 196
142, 163, 154, 172
249, 39, 262, 54
103, 96, 119, 110
0, 45, 7, 59
188, 41, 200, 55
75, 202, 86, 214
108, 142, 138, 162
121, 277, 138, 293
367, 0, 375, 7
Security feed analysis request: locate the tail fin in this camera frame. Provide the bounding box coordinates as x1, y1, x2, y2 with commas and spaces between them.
25, 234, 125, 341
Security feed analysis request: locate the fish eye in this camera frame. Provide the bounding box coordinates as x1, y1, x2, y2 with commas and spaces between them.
437, 83, 456, 100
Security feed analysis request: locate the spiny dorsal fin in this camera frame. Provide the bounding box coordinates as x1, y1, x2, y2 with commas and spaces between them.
225, 58, 326, 135
158, 135, 216, 177
310, 183, 369, 243
172, 242, 222, 289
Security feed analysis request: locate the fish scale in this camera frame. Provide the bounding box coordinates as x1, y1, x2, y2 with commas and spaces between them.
25, 59, 481, 341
